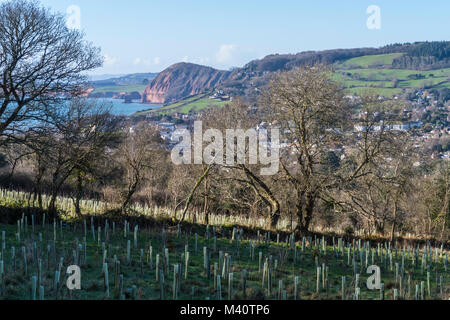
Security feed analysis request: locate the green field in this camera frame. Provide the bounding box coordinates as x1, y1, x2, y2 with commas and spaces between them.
135, 93, 230, 116
340, 53, 405, 68
0, 217, 448, 300
92, 84, 147, 94
129, 53, 450, 115
334, 54, 450, 97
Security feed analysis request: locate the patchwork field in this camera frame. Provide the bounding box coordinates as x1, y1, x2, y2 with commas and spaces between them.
334, 54, 450, 97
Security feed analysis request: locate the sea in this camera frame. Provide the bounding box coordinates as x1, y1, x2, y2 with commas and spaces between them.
96, 98, 161, 116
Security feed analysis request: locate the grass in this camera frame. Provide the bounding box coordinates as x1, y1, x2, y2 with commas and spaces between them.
340, 53, 405, 68
334, 64, 450, 97
135, 93, 230, 116
92, 84, 148, 94
0, 215, 448, 301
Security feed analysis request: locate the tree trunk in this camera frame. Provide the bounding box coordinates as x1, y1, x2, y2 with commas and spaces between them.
295, 192, 315, 236
122, 178, 138, 213
203, 174, 209, 225
180, 166, 211, 223
74, 171, 83, 218
240, 165, 281, 231
390, 200, 398, 242
267, 199, 281, 231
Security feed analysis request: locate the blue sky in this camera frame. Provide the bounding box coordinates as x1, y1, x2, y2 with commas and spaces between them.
30, 0, 450, 75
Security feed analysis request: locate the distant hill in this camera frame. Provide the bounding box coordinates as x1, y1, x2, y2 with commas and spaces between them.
139, 42, 450, 105
219, 41, 450, 100
142, 63, 230, 104
89, 72, 159, 98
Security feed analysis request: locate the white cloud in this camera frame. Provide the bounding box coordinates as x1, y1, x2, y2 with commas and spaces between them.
181, 56, 189, 62
103, 54, 118, 66
133, 57, 161, 66
198, 57, 210, 64
216, 44, 237, 63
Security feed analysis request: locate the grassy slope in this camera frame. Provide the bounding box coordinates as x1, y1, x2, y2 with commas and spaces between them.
335, 54, 450, 97
135, 53, 450, 116
341, 53, 405, 68
1, 221, 447, 300
135, 93, 229, 116
92, 84, 148, 94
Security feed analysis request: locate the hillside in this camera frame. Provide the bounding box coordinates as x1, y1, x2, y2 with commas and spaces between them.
142, 63, 231, 104
219, 41, 450, 99
88, 72, 158, 98
334, 56, 450, 97
139, 42, 450, 106
135, 92, 229, 116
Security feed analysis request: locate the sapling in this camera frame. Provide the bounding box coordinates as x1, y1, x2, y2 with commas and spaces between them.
165, 248, 169, 274
228, 272, 233, 300
173, 264, 179, 299
316, 267, 321, 294
134, 225, 138, 248
148, 245, 153, 268
0, 260, 3, 296
119, 274, 124, 299
31, 275, 37, 300
159, 269, 165, 300
217, 275, 222, 300
242, 269, 247, 298
39, 286, 44, 300
203, 247, 208, 269
22, 246, 27, 275
115, 260, 121, 290
91, 224, 95, 242
185, 252, 190, 280
54, 270, 60, 300
156, 254, 160, 282
132, 285, 137, 300
278, 280, 283, 300
259, 251, 263, 273
38, 259, 42, 286
140, 249, 144, 276
420, 281, 424, 300
214, 263, 218, 289
127, 240, 131, 264
322, 263, 326, 288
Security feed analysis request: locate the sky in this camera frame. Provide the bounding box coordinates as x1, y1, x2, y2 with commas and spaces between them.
26, 0, 450, 75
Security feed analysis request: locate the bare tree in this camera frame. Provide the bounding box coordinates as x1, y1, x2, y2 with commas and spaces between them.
42, 99, 116, 216
118, 123, 165, 213
0, 0, 102, 138
263, 66, 397, 235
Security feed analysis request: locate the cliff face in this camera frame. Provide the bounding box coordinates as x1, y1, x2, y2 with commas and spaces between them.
142, 62, 230, 104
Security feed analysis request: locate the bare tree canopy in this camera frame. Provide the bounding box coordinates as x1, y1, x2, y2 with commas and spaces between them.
0, 0, 102, 136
